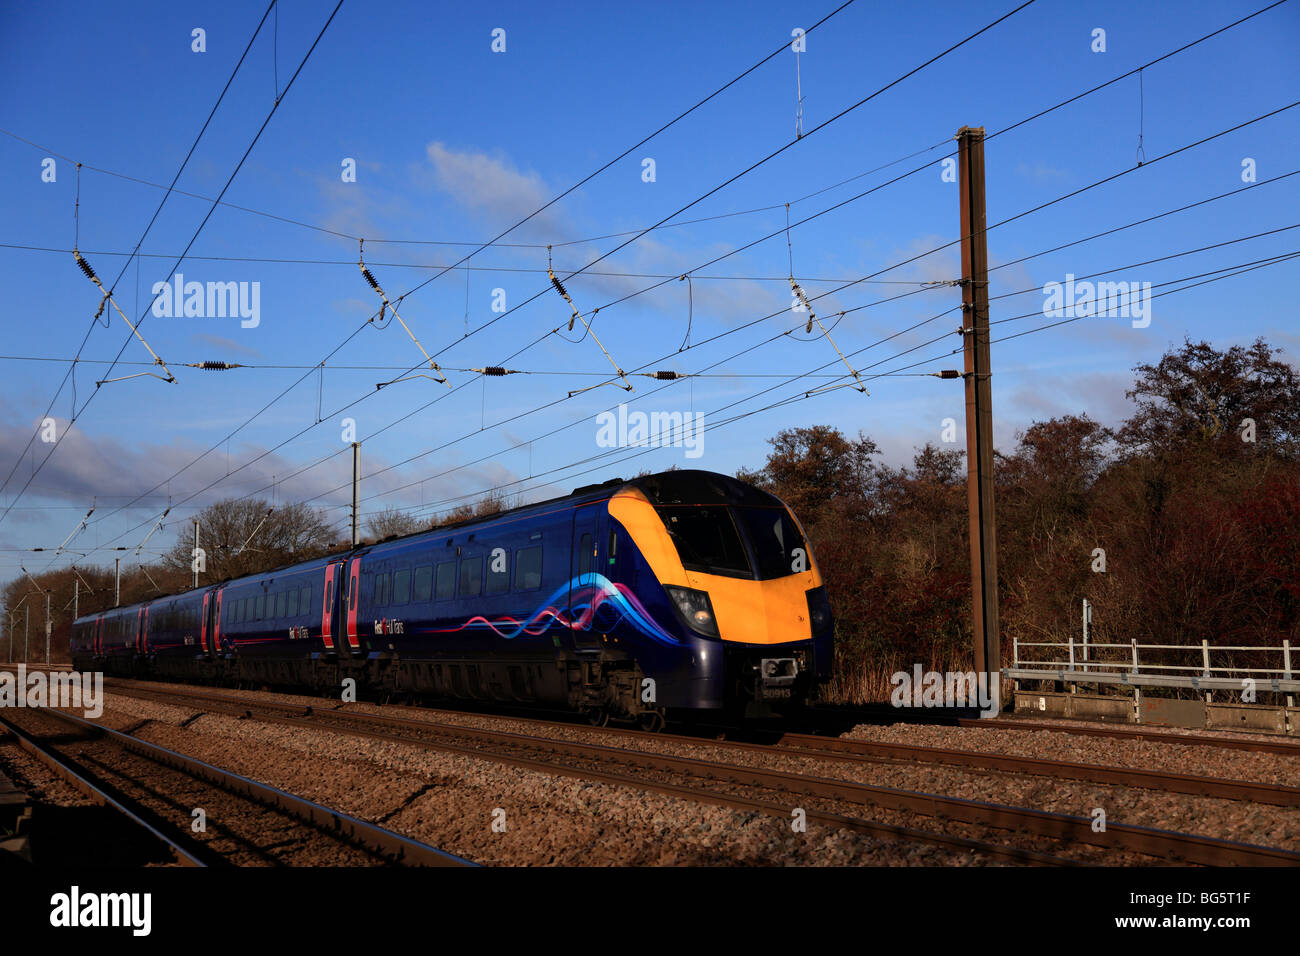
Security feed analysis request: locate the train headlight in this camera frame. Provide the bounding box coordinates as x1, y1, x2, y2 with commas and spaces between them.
806, 586, 833, 633
664, 586, 719, 638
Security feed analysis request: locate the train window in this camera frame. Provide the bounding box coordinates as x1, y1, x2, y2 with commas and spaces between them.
255, 595, 265, 620
514, 546, 542, 591
577, 534, 593, 576
608, 530, 617, 559
486, 552, 509, 595
286, 588, 298, 617
435, 562, 456, 601
349, 576, 357, 611
374, 573, 390, 606
413, 565, 433, 602
393, 568, 411, 605
274, 591, 286, 618
656, 506, 751, 578
459, 557, 483, 597
733, 507, 809, 580
301, 585, 313, 615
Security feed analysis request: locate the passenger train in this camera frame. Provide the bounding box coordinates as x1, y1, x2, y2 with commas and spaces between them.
71, 470, 834, 727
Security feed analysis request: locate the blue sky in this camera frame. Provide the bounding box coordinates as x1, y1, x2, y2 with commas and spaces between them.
0, 0, 1296, 579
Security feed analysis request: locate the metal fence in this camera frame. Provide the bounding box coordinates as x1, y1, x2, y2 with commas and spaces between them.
1009, 634, 1299, 703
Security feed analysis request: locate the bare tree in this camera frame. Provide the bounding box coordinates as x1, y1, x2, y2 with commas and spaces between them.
366, 506, 424, 541
162, 498, 336, 581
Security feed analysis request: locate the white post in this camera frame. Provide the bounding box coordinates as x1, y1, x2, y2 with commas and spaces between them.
351, 442, 361, 547
115, 557, 121, 607
1081, 599, 1091, 675
1131, 639, 1140, 721
1068, 637, 1076, 695
1285, 639, 1293, 710
1202, 638, 1211, 704
1011, 634, 1019, 698
193, 520, 199, 589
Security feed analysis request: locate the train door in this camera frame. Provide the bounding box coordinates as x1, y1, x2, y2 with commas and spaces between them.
93, 614, 103, 657
320, 561, 342, 654
212, 589, 223, 655
141, 606, 150, 656
200, 593, 213, 658
204, 591, 221, 657
342, 556, 363, 656
135, 607, 145, 656
570, 503, 605, 652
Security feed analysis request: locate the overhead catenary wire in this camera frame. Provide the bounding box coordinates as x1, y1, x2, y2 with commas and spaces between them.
46, 162, 1300, 568
392, 252, 1300, 521
40, 1, 1289, 567
1, 0, 345, 540
68, 149, 1300, 561
338, 228, 1300, 516
0, 0, 282, 510
59, 2, 1028, 551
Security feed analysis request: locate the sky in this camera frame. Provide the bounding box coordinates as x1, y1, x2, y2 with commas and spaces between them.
0, 0, 1296, 583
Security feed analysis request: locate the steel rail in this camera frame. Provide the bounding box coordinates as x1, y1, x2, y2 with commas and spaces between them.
960, 717, 1300, 757
772, 733, 1300, 807
0, 712, 207, 866
10, 706, 474, 867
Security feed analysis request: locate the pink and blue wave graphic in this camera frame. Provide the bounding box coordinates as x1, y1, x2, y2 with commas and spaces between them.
429, 573, 683, 645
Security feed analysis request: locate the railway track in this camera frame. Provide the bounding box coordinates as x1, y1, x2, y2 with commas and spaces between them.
102, 680, 1300, 866
957, 716, 1300, 757
0, 706, 473, 867
772, 733, 1300, 807
107, 680, 1298, 805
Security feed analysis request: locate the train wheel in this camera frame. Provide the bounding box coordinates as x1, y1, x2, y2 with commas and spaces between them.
584, 707, 609, 727
637, 711, 665, 734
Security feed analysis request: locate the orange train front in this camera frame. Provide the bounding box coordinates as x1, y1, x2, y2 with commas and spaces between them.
71, 470, 835, 727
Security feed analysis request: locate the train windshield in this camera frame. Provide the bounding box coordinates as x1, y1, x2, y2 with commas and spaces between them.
656, 505, 809, 580
657, 506, 751, 577
732, 506, 808, 579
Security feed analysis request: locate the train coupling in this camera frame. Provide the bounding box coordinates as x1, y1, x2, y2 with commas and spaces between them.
756, 657, 798, 700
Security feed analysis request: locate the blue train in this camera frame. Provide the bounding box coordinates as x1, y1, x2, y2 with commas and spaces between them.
71, 470, 834, 726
